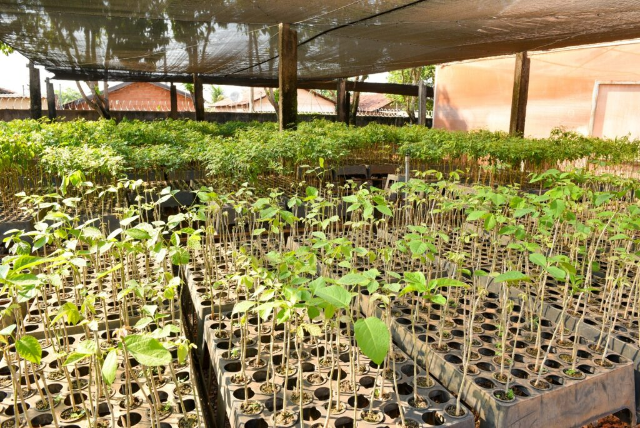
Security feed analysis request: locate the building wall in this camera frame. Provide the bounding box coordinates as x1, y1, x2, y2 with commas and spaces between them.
434, 41, 640, 138
214, 90, 336, 113
73, 83, 194, 111
0, 97, 48, 110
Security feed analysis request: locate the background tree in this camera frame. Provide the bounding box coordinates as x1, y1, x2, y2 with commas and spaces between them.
76, 81, 110, 118
210, 86, 224, 103
264, 88, 279, 118
0, 41, 13, 55
386, 66, 435, 123
59, 88, 82, 105
350, 75, 368, 124
182, 83, 195, 109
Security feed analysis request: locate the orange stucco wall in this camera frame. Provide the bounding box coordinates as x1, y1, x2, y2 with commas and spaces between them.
434, 41, 640, 138
74, 82, 194, 111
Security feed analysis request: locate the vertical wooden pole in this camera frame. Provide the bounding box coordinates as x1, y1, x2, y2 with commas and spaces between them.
249, 87, 255, 113
509, 51, 530, 136
345, 91, 350, 126
103, 78, 109, 115
28, 61, 42, 119
278, 23, 298, 130
169, 83, 178, 119
418, 80, 427, 126
336, 79, 348, 124
45, 78, 56, 120
193, 74, 205, 121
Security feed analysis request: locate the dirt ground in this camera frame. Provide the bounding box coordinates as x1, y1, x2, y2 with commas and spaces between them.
583, 416, 633, 428
472, 414, 633, 428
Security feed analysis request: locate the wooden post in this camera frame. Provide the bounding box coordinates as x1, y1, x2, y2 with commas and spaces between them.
278, 23, 298, 130
509, 52, 530, 136
45, 78, 56, 120
103, 78, 109, 116
418, 80, 427, 126
193, 74, 205, 121
345, 91, 350, 126
249, 87, 255, 113
336, 79, 348, 125
28, 61, 42, 119
169, 83, 178, 119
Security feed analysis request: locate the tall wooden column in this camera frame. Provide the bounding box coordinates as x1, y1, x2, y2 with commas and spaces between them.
509, 52, 530, 136
278, 23, 298, 130
336, 79, 349, 125
193, 74, 205, 121
28, 61, 42, 119
103, 78, 110, 117
418, 80, 427, 126
45, 78, 56, 120
169, 83, 178, 119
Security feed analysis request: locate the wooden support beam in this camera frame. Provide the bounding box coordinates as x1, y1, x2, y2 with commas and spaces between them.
336, 79, 349, 124
45, 78, 56, 120
418, 80, 427, 126
193, 74, 205, 121
278, 23, 298, 130
49, 69, 430, 97
169, 83, 178, 119
509, 51, 531, 136
28, 61, 42, 119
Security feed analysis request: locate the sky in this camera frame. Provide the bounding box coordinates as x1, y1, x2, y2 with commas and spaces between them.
0, 50, 389, 100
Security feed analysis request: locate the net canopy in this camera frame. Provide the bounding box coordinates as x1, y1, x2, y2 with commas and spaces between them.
2, 0, 640, 81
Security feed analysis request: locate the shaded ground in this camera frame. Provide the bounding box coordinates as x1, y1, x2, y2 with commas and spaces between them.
584, 415, 633, 428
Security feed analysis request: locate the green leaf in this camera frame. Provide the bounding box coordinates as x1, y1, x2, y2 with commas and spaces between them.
102, 350, 118, 385
316, 285, 352, 309
64, 352, 90, 366
493, 271, 530, 283
430, 278, 468, 289
0, 325, 16, 336
122, 335, 172, 367
76, 340, 98, 355
337, 273, 368, 286
404, 271, 426, 287
375, 205, 393, 217
430, 294, 447, 306
484, 214, 497, 231
514, 208, 535, 218
529, 253, 547, 268
15, 336, 41, 365
232, 300, 256, 315
125, 228, 151, 240
595, 193, 613, 207
171, 248, 189, 266
82, 226, 104, 240
354, 317, 390, 365
134, 317, 153, 330
306, 186, 318, 198
547, 266, 567, 281
466, 210, 487, 222
308, 277, 325, 295
177, 343, 189, 364
408, 241, 428, 256
52, 302, 83, 326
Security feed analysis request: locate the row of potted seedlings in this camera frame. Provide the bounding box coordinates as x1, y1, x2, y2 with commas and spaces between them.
0, 176, 208, 428
4, 165, 640, 427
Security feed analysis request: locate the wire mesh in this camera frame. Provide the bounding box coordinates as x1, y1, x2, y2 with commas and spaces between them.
2, 0, 640, 79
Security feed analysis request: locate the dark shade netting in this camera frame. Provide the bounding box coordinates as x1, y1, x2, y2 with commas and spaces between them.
2, 0, 640, 80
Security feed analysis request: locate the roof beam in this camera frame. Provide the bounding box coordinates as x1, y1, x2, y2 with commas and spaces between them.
48, 69, 432, 97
